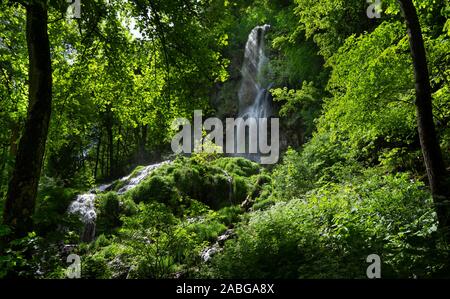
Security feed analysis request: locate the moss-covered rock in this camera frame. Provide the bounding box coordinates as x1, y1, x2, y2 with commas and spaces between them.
115, 156, 270, 212
212, 157, 261, 177
131, 175, 178, 205
172, 165, 203, 199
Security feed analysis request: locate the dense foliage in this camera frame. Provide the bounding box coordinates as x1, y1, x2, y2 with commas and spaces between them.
1, 0, 450, 279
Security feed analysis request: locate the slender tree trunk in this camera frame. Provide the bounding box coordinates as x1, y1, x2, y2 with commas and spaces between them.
103, 105, 114, 178
107, 123, 113, 178
94, 130, 102, 179
101, 143, 106, 178
398, 0, 450, 235
3, 1, 52, 238
136, 125, 148, 164
116, 125, 121, 173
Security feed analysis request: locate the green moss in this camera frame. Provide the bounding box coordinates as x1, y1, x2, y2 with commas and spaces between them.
131, 175, 178, 205
186, 218, 227, 243
111, 179, 127, 192
131, 156, 266, 210
212, 157, 261, 177
216, 205, 242, 227
172, 166, 203, 199
232, 176, 249, 203
201, 172, 233, 209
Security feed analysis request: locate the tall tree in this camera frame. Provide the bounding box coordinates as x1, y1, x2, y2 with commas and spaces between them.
3, 0, 52, 238
398, 0, 450, 235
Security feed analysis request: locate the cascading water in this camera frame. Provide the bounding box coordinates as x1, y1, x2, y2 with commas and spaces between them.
117, 161, 169, 195
68, 161, 169, 242
68, 193, 97, 242
235, 24, 272, 162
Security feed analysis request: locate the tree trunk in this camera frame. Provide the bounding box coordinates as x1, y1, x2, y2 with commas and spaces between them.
107, 122, 113, 178
136, 125, 148, 164
94, 130, 102, 179
398, 0, 450, 234
116, 125, 121, 173
3, 1, 52, 238
101, 139, 106, 178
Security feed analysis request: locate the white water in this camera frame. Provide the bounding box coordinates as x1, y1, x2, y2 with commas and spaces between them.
68, 193, 97, 242
69, 193, 97, 223
68, 161, 169, 242
200, 229, 235, 262
234, 25, 272, 161
117, 161, 169, 195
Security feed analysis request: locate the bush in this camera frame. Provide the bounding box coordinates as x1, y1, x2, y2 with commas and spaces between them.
186, 217, 227, 243
216, 206, 242, 227
172, 166, 203, 199
118, 203, 201, 278
82, 254, 112, 279
126, 156, 267, 211
34, 177, 81, 239
96, 192, 121, 233
203, 170, 449, 278
0, 230, 64, 279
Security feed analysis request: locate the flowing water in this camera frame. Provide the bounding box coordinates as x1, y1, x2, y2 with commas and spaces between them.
198, 29, 273, 262
68, 161, 169, 242
68, 193, 97, 242
233, 24, 272, 162
66, 25, 271, 246
117, 161, 169, 195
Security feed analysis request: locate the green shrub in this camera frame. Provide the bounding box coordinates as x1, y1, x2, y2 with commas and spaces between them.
96, 192, 121, 232
231, 176, 249, 203
0, 230, 64, 279
216, 206, 242, 227
203, 170, 449, 279
200, 172, 233, 209
186, 218, 227, 243
172, 166, 203, 199
82, 254, 112, 279
117, 203, 201, 278
34, 177, 81, 239
184, 199, 211, 218
96, 192, 138, 234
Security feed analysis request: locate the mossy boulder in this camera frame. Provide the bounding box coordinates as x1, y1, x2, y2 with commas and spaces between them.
122, 156, 269, 211
132, 175, 178, 204
200, 172, 233, 209
212, 157, 261, 177
172, 166, 203, 199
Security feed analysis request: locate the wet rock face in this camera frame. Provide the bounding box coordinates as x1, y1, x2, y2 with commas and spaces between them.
238, 25, 271, 112
217, 229, 235, 245
200, 228, 235, 262
211, 80, 240, 120
211, 24, 305, 156
67, 161, 170, 243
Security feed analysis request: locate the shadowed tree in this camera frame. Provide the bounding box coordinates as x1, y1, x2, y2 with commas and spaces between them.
3, 0, 52, 238
398, 0, 450, 237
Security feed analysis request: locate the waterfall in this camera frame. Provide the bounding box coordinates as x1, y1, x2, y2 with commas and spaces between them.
234, 24, 272, 162
68, 161, 169, 242
68, 193, 97, 242
117, 161, 169, 195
